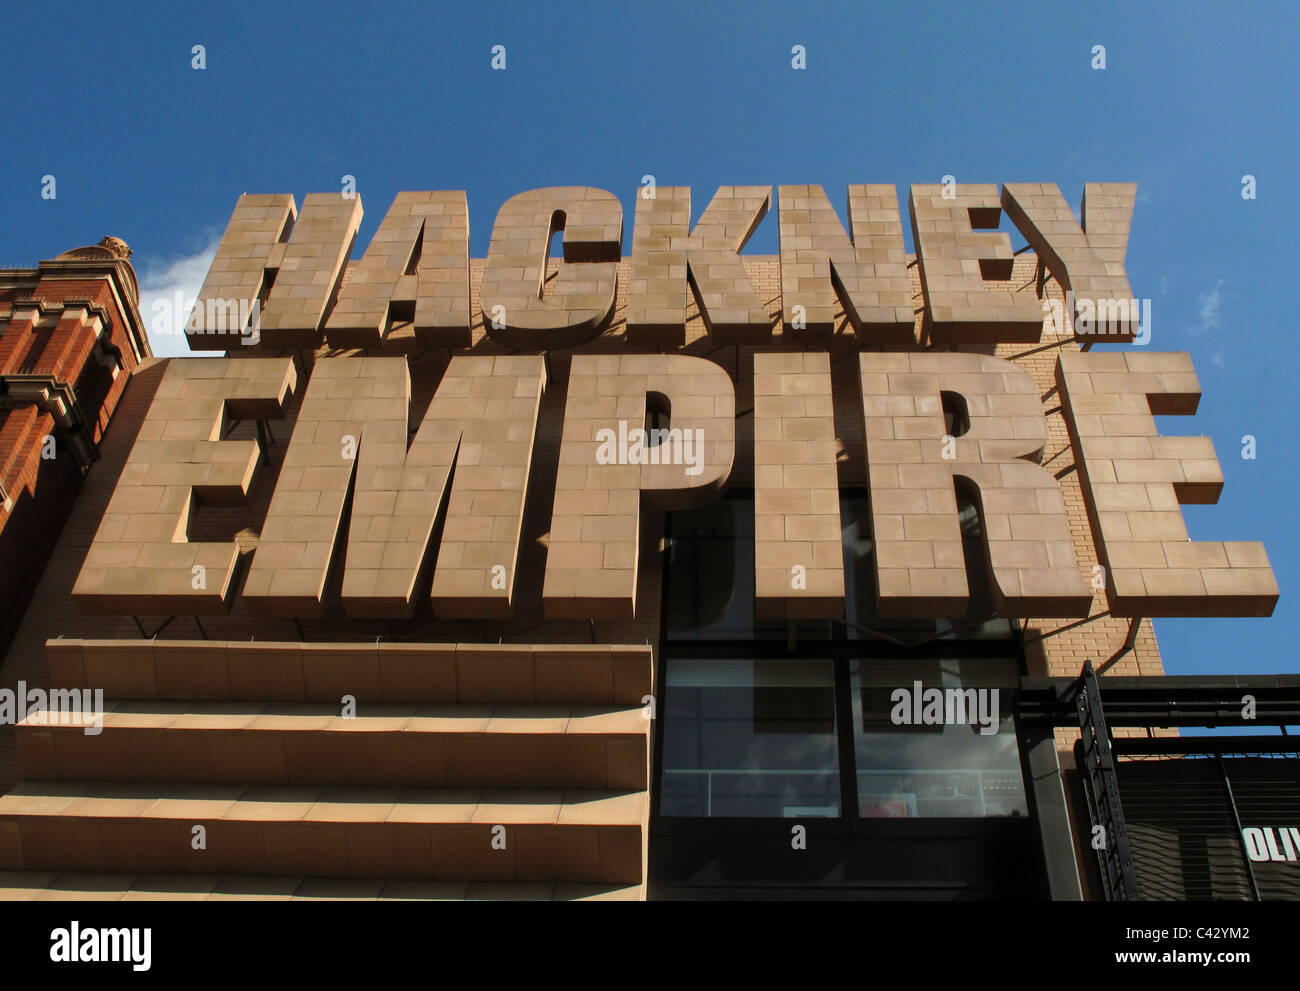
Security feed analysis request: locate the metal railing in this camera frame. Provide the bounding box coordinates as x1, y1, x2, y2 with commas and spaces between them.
661, 766, 1024, 818
1075, 659, 1140, 900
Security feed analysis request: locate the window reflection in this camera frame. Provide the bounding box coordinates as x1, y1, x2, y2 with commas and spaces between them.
659, 493, 1029, 823
660, 659, 840, 817
850, 658, 1027, 818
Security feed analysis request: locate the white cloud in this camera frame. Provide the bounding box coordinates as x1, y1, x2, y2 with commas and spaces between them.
1193, 278, 1226, 334
135, 240, 220, 358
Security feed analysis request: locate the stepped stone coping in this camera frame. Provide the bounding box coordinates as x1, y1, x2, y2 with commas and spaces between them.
0, 871, 642, 901
45, 639, 654, 705
0, 783, 646, 883
0, 781, 647, 826
21, 701, 648, 735
18, 701, 649, 791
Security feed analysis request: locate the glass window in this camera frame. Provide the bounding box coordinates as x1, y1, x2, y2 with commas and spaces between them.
665, 491, 1019, 643
660, 659, 840, 817
850, 657, 1027, 818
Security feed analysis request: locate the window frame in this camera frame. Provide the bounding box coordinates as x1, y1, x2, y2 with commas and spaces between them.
652, 486, 1037, 842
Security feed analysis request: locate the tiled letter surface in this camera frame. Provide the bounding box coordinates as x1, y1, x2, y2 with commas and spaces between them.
1001, 182, 1138, 341
324, 191, 470, 349
480, 187, 622, 350
1058, 351, 1278, 616
256, 194, 363, 350
187, 194, 297, 351
778, 185, 913, 345
544, 354, 735, 619
753, 352, 845, 619
860, 352, 1091, 618
243, 355, 545, 619
73, 358, 299, 614
626, 186, 772, 346
423, 356, 546, 617
909, 184, 1043, 345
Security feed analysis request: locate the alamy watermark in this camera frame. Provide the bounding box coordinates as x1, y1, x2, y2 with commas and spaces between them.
50, 922, 151, 971
1044, 291, 1152, 344
889, 681, 1001, 736
150, 292, 262, 345
0, 681, 104, 735
595, 420, 705, 476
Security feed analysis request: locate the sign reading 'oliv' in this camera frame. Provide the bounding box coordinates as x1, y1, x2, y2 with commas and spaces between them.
1243, 826, 1300, 863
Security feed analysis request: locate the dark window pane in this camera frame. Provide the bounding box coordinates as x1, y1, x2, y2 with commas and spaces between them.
665, 494, 831, 641
661, 659, 840, 817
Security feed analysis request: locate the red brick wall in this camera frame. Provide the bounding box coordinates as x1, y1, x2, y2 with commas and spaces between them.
0, 266, 141, 659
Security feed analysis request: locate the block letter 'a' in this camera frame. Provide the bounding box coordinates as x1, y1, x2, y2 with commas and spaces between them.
860, 352, 1092, 618
324, 191, 471, 349
243, 354, 546, 619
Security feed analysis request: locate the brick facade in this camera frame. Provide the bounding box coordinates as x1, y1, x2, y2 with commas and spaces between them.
0, 239, 150, 660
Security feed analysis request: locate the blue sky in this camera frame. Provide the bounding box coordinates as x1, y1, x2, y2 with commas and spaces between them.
2, 0, 1296, 677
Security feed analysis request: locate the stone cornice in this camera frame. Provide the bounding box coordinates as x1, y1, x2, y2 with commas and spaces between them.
0, 373, 97, 468
0, 294, 115, 327
34, 256, 151, 363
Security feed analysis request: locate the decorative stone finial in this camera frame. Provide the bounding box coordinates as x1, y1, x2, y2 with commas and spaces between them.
98, 236, 132, 260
